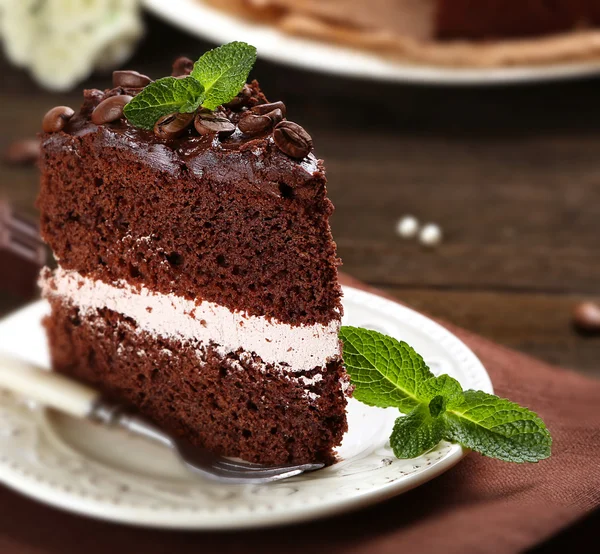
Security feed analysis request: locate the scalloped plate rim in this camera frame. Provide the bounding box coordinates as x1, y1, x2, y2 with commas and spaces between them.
0, 286, 493, 529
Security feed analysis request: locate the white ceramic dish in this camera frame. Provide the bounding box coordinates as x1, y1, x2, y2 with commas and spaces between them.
0, 286, 492, 529
143, 0, 600, 85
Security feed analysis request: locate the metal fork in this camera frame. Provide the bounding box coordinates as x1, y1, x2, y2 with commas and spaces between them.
0, 354, 324, 484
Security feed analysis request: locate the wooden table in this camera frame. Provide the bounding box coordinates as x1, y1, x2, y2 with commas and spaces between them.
2, 14, 598, 377
0, 12, 599, 553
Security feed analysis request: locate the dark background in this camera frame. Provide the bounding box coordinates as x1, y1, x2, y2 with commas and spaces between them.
0, 12, 599, 551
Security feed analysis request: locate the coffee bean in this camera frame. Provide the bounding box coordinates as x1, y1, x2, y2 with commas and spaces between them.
154, 112, 194, 139
252, 101, 287, 118
42, 106, 75, 133
194, 112, 236, 138
238, 112, 274, 136
273, 121, 313, 159
4, 138, 40, 166
106, 85, 144, 98
238, 107, 283, 136
91, 95, 132, 125
171, 56, 194, 77
112, 70, 152, 88
223, 84, 252, 110
265, 108, 284, 126
572, 302, 600, 333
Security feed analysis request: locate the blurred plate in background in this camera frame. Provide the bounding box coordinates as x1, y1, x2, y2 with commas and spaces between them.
144, 0, 600, 85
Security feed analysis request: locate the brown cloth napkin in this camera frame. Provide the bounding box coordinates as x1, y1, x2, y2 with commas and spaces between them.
1, 273, 599, 554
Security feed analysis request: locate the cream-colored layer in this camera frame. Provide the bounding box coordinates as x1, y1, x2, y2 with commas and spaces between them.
40, 267, 341, 372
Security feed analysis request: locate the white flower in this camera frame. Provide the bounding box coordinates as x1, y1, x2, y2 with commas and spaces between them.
0, 0, 143, 90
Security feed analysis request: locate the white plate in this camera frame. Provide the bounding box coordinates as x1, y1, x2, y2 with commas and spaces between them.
0, 286, 492, 529
143, 0, 600, 85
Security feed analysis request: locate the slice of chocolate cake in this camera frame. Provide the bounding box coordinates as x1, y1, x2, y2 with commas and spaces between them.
37, 43, 348, 466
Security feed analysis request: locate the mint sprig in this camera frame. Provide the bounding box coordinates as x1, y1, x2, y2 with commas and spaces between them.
340, 326, 552, 463
340, 325, 432, 413
123, 42, 257, 130
123, 77, 205, 130
419, 374, 463, 408
191, 42, 257, 111
445, 391, 552, 463
390, 403, 446, 459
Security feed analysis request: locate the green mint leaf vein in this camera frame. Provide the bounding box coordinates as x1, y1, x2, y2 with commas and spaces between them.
339, 326, 435, 413
444, 390, 552, 463
390, 404, 445, 459
191, 41, 257, 111
340, 325, 552, 463
123, 76, 205, 130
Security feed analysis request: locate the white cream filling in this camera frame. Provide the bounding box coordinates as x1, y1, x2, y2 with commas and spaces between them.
40, 267, 341, 373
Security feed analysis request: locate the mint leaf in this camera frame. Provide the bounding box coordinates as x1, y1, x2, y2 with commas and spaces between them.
123, 76, 205, 130
428, 395, 447, 417
390, 404, 446, 459
191, 41, 257, 111
339, 326, 435, 413
122, 42, 257, 130
419, 374, 463, 409
340, 326, 552, 464
444, 390, 552, 463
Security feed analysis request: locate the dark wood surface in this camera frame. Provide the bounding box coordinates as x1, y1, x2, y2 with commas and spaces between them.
0, 12, 599, 553
1, 13, 599, 380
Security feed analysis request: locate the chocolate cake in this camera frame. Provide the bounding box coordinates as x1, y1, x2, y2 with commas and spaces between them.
37, 54, 348, 466
436, 0, 600, 40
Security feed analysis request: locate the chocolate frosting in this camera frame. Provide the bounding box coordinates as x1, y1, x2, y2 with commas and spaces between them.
43, 81, 322, 202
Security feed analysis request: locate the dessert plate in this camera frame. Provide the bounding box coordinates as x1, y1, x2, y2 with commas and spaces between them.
0, 286, 492, 529
143, 0, 600, 85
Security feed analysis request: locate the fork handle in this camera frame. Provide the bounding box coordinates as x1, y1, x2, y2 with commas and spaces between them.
0, 353, 99, 418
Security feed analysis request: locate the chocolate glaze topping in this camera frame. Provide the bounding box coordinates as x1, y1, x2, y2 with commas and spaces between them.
43, 80, 321, 200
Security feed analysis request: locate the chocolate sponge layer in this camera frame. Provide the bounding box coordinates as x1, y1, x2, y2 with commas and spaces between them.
44, 296, 348, 466
37, 86, 342, 327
